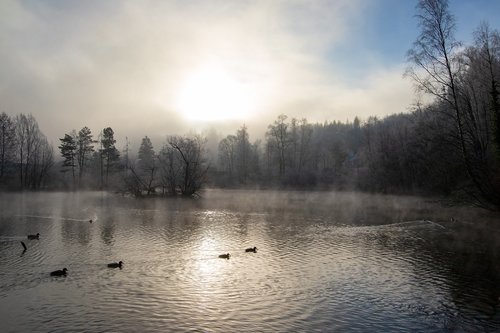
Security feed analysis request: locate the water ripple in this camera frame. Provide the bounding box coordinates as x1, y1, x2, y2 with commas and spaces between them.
0, 191, 499, 332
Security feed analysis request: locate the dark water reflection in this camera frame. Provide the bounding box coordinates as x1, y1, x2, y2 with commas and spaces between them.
0, 190, 499, 332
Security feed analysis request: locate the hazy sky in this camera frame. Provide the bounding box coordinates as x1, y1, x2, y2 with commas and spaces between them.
1, 0, 499, 147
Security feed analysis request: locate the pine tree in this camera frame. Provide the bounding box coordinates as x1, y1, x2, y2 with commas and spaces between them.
76, 126, 94, 187
100, 127, 120, 188
58, 132, 77, 189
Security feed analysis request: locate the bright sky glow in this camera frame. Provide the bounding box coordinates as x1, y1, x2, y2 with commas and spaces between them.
176, 65, 254, 121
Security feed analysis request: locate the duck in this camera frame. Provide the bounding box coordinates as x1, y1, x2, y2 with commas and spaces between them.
245, 247, 257, 253
218, 253, 231, 259
50, 268, 68, 276
107, 261, 123, 268
27, 233, 40, 240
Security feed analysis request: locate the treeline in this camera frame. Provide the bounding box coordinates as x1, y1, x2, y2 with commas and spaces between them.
214, 111, 475, 196
0, 116, 209, 197
57, 127, 208, 197
1, 99, 497, 206
215, 0, 500, 211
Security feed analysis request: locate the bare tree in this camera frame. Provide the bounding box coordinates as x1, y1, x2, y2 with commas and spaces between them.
158, 143, 179, 196
471, 23, 500, 161
12, 114, 54, 189
407, 0, 499, 207
266, 114, 290, 177
14, 114, 41, 188
235, 125, 251, 183
161, 135, 208, 197
34, 135, 54, 189
0, 112, 15, 183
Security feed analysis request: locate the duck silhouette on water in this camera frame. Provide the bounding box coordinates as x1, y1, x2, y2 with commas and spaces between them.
218, 253, 230, 259
50, 268, 68, 276
245, 247, 257, 253
27, 233, 40, 240
107, 261, 123, 268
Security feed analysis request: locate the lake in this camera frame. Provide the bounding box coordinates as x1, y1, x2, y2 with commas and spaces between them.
0, 190, 499, 332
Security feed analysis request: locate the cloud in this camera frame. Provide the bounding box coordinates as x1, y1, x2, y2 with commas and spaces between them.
0, 0, 413, 148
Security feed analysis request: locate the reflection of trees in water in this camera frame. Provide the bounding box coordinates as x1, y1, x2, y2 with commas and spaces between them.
438, 224, 500, 328
234, 214, 251, 236
157, 202, 203, 247
99, 204, 117, 246
100, 222, 115, 246
259, 194, 500, 331
61, 220, 92, 245
382, 221, 500, 330
336, 224, 500, 330
59, 195, 92, 246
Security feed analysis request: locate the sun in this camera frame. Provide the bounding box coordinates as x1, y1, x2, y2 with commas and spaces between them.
175, 65, 254, 121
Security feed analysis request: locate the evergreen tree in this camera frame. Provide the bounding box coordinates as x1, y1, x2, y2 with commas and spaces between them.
138, 136, 155, 170
76, 126, 94, 187
137, 136, 156, 195
100, 127, 120, 188
58, 131, 77, 189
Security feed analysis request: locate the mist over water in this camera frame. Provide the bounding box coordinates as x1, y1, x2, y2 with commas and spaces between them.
0, 190, 499, 332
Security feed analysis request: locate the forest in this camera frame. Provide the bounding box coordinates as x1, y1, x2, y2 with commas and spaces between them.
0, 1, 499, 209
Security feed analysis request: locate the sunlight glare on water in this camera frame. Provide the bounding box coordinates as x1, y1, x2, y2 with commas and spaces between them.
0, 190, 500, 332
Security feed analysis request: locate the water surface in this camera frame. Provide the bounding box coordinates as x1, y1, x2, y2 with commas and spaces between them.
1, 190, 499, 332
